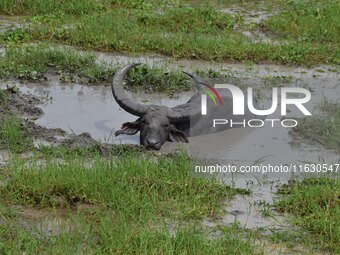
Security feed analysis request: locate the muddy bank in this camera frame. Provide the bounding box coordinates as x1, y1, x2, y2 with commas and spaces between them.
90, 47, 340, 79
0, 86, 42, 118
0, 86, 64, 145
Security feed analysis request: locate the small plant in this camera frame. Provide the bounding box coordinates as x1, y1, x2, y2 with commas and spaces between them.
1, 28, 31, 43
254, 199, 274, 217
127, 65, 191, 96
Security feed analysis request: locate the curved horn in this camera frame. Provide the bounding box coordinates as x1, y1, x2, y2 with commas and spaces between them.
112, 63, 150, 117
182, 71, 201, 91
166, 71, 203, 122
112, 65, 202, 122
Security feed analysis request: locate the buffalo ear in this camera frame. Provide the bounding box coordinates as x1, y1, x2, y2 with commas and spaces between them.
115, 119, 140, 136
168, 126, 189, 143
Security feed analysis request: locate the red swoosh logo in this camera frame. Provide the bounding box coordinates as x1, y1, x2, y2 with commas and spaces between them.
199, 82, 223, 106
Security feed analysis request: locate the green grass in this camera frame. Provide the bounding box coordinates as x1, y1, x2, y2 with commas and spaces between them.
1, 0, 339, 64
0, 0, 254, 16
264, 0, 340, 44
2, 151, 242, 218
291, 101, 340, 152
0, 45, 105, 80
0, 0, 104, 15
26, 11, 339, 64
0, 149, 255, 254
0, 114, 32, 153
276, 178, 340, 253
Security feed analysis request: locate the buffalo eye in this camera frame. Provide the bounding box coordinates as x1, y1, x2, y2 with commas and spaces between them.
163, 123, 170, 128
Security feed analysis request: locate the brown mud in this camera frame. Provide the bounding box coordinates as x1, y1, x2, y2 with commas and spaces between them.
0, 87, 64, 144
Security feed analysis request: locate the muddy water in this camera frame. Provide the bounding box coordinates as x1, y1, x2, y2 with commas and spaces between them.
10, 206, 85, 238
163, 77, 340, 169
202, 178, 291, 231
0, 149, 10, 167
5, 76, 191, 144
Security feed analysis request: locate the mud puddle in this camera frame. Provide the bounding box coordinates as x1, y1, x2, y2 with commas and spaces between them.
0, 149, 9, 168
203, 178, 291, 230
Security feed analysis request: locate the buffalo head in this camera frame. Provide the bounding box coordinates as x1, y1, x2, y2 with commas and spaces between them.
112, 64, 200, 150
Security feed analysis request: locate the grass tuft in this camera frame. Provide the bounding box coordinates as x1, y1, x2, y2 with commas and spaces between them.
0, 115, 32, 153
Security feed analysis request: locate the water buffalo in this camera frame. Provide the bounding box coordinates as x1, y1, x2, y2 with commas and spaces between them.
112, 64, 259, 150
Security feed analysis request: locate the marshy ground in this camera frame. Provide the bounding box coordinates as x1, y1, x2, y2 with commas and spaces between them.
0, 0, 339, 254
